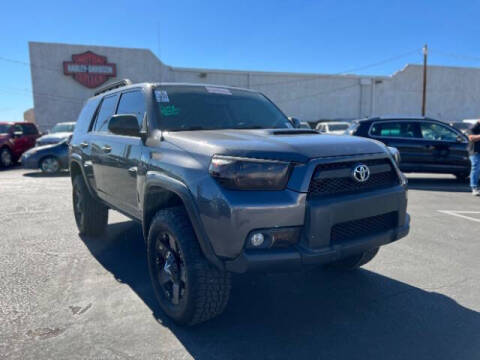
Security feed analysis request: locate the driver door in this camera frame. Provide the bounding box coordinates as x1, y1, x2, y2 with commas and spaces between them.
418, 121, 469, 167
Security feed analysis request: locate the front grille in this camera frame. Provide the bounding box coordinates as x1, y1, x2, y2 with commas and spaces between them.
331, 212, 398, 245
308, 158, 399, 198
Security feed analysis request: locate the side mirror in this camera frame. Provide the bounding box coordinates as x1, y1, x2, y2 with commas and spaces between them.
13, 131, 23, 138
288, 117, 302, 128
108, 114, 140, 137
457, 135, 467, 143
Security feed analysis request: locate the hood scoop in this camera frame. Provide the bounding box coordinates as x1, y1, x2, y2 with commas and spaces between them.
271, 129, 319, 136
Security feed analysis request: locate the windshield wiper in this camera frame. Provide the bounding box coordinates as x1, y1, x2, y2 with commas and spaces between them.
168, 126, 207, 132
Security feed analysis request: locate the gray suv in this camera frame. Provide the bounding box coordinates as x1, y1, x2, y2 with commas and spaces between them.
69, 80, 410, 325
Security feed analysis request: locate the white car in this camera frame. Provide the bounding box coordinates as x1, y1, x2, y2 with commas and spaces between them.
316, 121, 350, 135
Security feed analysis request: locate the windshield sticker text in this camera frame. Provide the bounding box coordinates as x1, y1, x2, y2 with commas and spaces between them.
155, 90, 170, 102
161, 105, 180, 117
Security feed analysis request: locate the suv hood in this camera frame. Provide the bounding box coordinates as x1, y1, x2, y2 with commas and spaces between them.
163, 129, 386, 163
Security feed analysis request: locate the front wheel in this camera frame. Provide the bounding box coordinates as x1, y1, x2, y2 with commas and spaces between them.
330, 247, 379, 271
40, 156, 61, 174
147, 207, 231, 326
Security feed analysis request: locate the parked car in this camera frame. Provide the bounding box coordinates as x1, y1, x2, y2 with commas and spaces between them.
21, 137, 69, 174
450, 121, 473, 135
350, 116, 470, 180
0, 122, 40, 167
316, 121, 350, 134
70, 80, 409, 325
36, 121, 75, 146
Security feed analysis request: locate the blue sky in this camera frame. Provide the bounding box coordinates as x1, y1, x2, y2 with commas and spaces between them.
1, 0, 480, 122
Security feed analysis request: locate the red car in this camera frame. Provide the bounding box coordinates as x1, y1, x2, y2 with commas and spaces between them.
0, 122, 41, 167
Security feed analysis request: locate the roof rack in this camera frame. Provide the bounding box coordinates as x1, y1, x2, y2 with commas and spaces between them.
94, 79, 132, 96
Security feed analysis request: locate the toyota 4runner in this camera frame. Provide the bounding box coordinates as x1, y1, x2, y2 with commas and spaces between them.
69, 80, 410, 325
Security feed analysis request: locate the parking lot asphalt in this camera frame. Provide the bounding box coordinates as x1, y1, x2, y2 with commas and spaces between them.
1, 167, 480, 359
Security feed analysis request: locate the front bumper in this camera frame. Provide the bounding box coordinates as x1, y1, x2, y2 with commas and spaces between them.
226, 214, 409, 273
20, 155, 39, 169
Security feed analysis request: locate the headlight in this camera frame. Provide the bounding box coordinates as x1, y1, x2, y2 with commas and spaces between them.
209, 155, 292, 190
387, 146, 401, 164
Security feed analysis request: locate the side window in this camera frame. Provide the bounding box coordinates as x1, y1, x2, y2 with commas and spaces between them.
75, 98, 101, 134
370, 122, 420, 138
93, 94, 119, 133
13, 124, 23, 134
420, 122, 458, 142
19, 123, 38, 135
116, 90, 146, 127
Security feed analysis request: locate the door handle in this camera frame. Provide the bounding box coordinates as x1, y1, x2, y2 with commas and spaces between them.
128, 166, 138, 177
80, 141, 89, 148
102, 145, 112, 153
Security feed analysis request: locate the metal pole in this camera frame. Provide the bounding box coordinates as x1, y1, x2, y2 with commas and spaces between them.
422, 44, 428, 116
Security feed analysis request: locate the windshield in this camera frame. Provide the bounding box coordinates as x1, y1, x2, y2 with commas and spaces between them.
0, 124, 11, 134
51, 123, 75, 133
154, 86, 292, 131
329, 124, 349, 131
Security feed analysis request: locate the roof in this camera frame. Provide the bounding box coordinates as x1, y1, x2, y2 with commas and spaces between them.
93, 80, 258, 98
357, 115, 441, 123
0, 121, 34, 125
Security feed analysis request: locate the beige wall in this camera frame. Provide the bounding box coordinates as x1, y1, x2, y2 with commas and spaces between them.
29, 41, 480, 131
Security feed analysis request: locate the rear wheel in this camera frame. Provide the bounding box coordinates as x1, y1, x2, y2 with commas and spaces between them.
0, 147, 13, 167
40, 156, 60, 174
147, 207, 231, 325
72, 175, 108, 237
330, 247, 379, 271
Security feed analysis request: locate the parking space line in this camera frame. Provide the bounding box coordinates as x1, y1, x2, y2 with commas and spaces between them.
438, 210, 480, 223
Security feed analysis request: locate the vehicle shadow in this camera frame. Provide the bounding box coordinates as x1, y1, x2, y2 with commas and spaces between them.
22, 171, 70, 178
407, 175, 470, 193
81, 220, 480, 360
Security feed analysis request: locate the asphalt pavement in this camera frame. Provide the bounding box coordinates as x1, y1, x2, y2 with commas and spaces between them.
1, 167, 479, 359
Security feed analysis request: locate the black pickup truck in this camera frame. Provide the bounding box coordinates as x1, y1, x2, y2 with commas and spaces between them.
69, 80, 409, 325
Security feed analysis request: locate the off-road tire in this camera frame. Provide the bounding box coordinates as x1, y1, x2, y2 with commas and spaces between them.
147, 207, 231, 326
330, 247, 379, 271
0, 147, 13, 167
72, 175, 108, 237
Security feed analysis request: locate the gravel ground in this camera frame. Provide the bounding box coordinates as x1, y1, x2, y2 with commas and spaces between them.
1, 168, 479, 359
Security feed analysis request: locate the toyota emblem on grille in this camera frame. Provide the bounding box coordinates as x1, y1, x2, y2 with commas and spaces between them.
352, 164, 370, 182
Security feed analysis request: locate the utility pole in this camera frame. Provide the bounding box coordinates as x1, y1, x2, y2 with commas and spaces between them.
422, 44, 428, 116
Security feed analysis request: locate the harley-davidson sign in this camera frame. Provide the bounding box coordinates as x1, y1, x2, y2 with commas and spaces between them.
63, 51, 116, 88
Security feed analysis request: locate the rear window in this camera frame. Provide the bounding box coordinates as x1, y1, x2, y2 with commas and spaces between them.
19, 123, 39, 135
154, 86, 292, 131
329, 124, 349, 131
51, 123, 75, 133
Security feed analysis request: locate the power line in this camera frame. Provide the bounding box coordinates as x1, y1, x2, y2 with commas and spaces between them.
429, 49, 480, 63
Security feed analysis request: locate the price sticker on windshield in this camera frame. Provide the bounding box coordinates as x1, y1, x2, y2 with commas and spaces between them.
155, 90, 170, 102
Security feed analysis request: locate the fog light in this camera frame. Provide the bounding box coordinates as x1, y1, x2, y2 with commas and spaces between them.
250, 233, 265, 247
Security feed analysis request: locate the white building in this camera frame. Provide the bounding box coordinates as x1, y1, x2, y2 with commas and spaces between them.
29, 41, 480, 131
